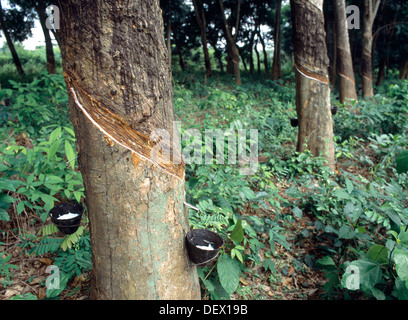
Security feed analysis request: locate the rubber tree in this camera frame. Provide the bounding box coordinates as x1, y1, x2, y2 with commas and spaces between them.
192, 0, 212, 77
0, 1, 32, 76
271, 0, 282, 80
361, 0, 381, 98
333, 0, 357, 104
219, 0, 241, 84
35, 0, 56, 74
57, 0, 200, 300
290, 0, 335, 171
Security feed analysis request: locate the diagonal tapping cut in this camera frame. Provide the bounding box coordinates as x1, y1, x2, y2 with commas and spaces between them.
63, 71, 185, 181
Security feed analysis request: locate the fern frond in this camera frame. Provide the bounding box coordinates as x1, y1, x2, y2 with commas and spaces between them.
38, 224, 59, 236
35, 237, 64, 255
60, 226, 84, 251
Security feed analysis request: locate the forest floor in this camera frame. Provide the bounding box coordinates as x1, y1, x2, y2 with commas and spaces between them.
1, 200, 328, 301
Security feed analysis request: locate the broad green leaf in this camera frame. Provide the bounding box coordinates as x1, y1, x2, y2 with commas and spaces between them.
0, 208, 10, 221
0, 179, 16, 192
316, 256, 336, 270
398, 230, 408, 247
366, 244, 388, 264
230, 219, 244, 243
217, 255, 240, 295
46, 271, 70, 298
370, 287, 386, 300
396, 150, 408, 174
0, 193, 15, 203
26, 174, 34, 186
239, 186, 256, 200
348, 259, 383, 291
291, 206, 303, 218
17, 201, 25, 215
333, 187, 352, 200
47, 139, 62, 162
65, 140, 76, 170
49, 126, 62, 145
64, 126, 75, 137
45, 175, 64, 184
9, 293, 38, 300
394, 248, 408, 283
73, 191, 82, 203
394, 278, 408, 299
345, 178, 354, 194
339, 225, 355, 239
231, 248, 243, 263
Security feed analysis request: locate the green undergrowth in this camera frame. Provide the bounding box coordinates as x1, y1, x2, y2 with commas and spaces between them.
1, 69, 408, 300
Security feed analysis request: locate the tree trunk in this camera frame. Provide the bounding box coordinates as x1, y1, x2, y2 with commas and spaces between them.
167, 21, 172, 68
35, 1, 56, 74
361, 0, 381, 98
0, 2, 24, 76
330, 18, 336, 87
399, 60, 408, 80
254, 38, 261, 74
192, 0, 212, 77
249, 30, 255, 74
257, 30, 268, 75
57, 0, 200, 300
290, 0, 335, 171
219, 0, 241, 84
333, 0, 357, 104
375, 56, 387, 86
271, 0, 282, 80
174, 33, 186, 71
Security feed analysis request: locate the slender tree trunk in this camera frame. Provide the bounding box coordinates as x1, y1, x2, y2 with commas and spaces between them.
192, 0, 212, 77
271, 0, 282, 80
249, 30, 255, 74
374, 21, 396, 86
290, 0, 335, 171
174, 32, 186, 71
57, 0, 200, 300
254, 38, 261, 74
334, 0, 357, 103
375, 56, 386, 86
257, 30, 268, 75
0, 2, 24, 76
361, 0, 381, 98
35, 1, 56, 74
399, 60, 408, 80
219, 0, 241, 84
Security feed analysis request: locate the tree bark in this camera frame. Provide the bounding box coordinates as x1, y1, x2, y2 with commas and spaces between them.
35, 1, 56, 74
192, 0, 212, 77
271, 0, 282, 80
290, 0, 335, 171
57, 0, 200, 300
361, 0, 381, 98
0, 2, 24, 76
167, 21, 172, 68
333, 0, 357, 104
219, 0, 241, 84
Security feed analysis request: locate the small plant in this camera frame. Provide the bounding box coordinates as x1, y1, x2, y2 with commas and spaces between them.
0, 249, 18, 287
